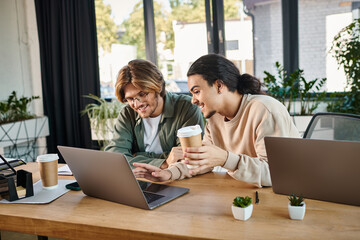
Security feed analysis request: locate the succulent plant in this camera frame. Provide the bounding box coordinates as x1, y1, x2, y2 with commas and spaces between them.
233, 196, 252, 208
288, 193, 304, 206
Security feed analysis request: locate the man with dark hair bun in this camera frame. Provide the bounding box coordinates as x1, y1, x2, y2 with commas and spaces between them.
133, 54, 299, 187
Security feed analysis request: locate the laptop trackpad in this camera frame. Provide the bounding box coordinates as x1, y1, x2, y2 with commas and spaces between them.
138, 180, 189, 208
143, 191, 164, 203
137, 181, 166, 202
139, 181, 180, 202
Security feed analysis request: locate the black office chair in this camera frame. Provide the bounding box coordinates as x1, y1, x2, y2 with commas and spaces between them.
303, 112, 360, 141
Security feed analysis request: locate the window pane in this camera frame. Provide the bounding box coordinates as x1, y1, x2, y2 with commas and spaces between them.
224, 0, 252, 75
155, 0, 208, 92
245, 0, 355, 93
95, 0, 145, 98
243, 0, 283, 80
299, 1, 353, 92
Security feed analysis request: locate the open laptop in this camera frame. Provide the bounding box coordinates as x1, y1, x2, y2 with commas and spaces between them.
264, 136, 360, 206
57, 146, 189, 210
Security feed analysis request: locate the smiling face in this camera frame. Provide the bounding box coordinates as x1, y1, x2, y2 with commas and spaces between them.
123, 83, 164, 118
188, 74, 221, 119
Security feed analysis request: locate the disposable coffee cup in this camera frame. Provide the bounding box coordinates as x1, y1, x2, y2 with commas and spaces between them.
177, 125, 202, 169
37, 154, 59, 190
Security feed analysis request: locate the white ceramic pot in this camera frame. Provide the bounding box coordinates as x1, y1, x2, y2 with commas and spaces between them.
90, 118, 116, 140
231, 204, 253, 221
288, 202, 306, 220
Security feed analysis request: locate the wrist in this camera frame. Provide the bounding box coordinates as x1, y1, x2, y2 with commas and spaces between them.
161, 161, 168, 169
222, 151, 240, 171
164, 169, 172, 181
221, 150, 228, 167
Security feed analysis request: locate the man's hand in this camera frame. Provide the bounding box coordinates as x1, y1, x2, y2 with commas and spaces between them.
133, 162, 172, 182
166, 146, 184, 166
183, 145, 228, 175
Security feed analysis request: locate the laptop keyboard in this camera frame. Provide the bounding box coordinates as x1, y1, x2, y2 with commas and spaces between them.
143, 191, 164, 203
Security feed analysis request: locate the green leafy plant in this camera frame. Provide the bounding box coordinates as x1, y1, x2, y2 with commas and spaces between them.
264, 62, 297, 111
328, 18, 360, 114
264, 62, 327, 115
288, 193, 304, 207
81, 94, 124, 149
233, 196, 252, 208
0, 91, 39, 124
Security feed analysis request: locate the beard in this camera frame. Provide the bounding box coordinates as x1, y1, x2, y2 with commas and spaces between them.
148, 95, 159, 118
138, 93, 160, 118
205, 110, 216, 119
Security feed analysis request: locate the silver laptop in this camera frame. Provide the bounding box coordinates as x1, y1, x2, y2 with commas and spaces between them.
57, 146, 189, 210
264, 137, 360, 206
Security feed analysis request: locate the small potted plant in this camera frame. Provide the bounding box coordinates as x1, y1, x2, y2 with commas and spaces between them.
0, 91, 49, 161
81, 94, 124, 149
288, 193, 306, 220
231, 196, 253, 221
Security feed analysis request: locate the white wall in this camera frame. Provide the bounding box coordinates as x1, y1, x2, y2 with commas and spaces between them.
173, 21, 208, 80
98, 44, 136, 98
172, 19, 253, 80
325, 12, 352, 92
226, 20, 253, 60
0, 0, 43, 116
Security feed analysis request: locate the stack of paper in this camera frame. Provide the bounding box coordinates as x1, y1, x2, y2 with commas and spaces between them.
58, 165, 72, 176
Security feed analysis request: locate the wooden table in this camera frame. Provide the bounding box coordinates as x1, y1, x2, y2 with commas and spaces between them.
0, 163, 359, 239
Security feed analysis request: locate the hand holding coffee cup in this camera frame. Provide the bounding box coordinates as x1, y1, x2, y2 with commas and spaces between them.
37, 154, 59, 190
177, 125, 202, 169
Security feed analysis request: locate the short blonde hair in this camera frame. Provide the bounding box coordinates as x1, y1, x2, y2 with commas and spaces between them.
115, 59, 165, 103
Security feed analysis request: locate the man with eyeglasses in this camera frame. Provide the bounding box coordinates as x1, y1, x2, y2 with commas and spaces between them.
104, 59, 205, 169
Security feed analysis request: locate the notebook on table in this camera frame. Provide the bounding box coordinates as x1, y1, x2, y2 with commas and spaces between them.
264, 136, 360, 206
57, 146, 189, 210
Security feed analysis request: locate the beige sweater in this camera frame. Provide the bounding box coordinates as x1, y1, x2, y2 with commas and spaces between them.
167, 94, 300, 187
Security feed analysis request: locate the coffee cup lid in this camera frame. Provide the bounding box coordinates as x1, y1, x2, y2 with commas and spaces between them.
37, 154, 59, 162
177, 125, 202, 137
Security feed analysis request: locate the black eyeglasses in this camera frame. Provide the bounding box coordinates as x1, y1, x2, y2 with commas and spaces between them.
124, 92, 149, 104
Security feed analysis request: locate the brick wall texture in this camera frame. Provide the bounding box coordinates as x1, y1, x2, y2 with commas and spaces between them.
250, 0, 352, 81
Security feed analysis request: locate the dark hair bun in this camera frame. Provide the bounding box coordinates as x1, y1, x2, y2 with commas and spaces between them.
237, 74, 264, 94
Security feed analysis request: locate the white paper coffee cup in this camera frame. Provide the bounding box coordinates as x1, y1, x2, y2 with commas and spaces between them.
37, 154, 59, 190
177, 125, 202, 169
177, 124, 202, 138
